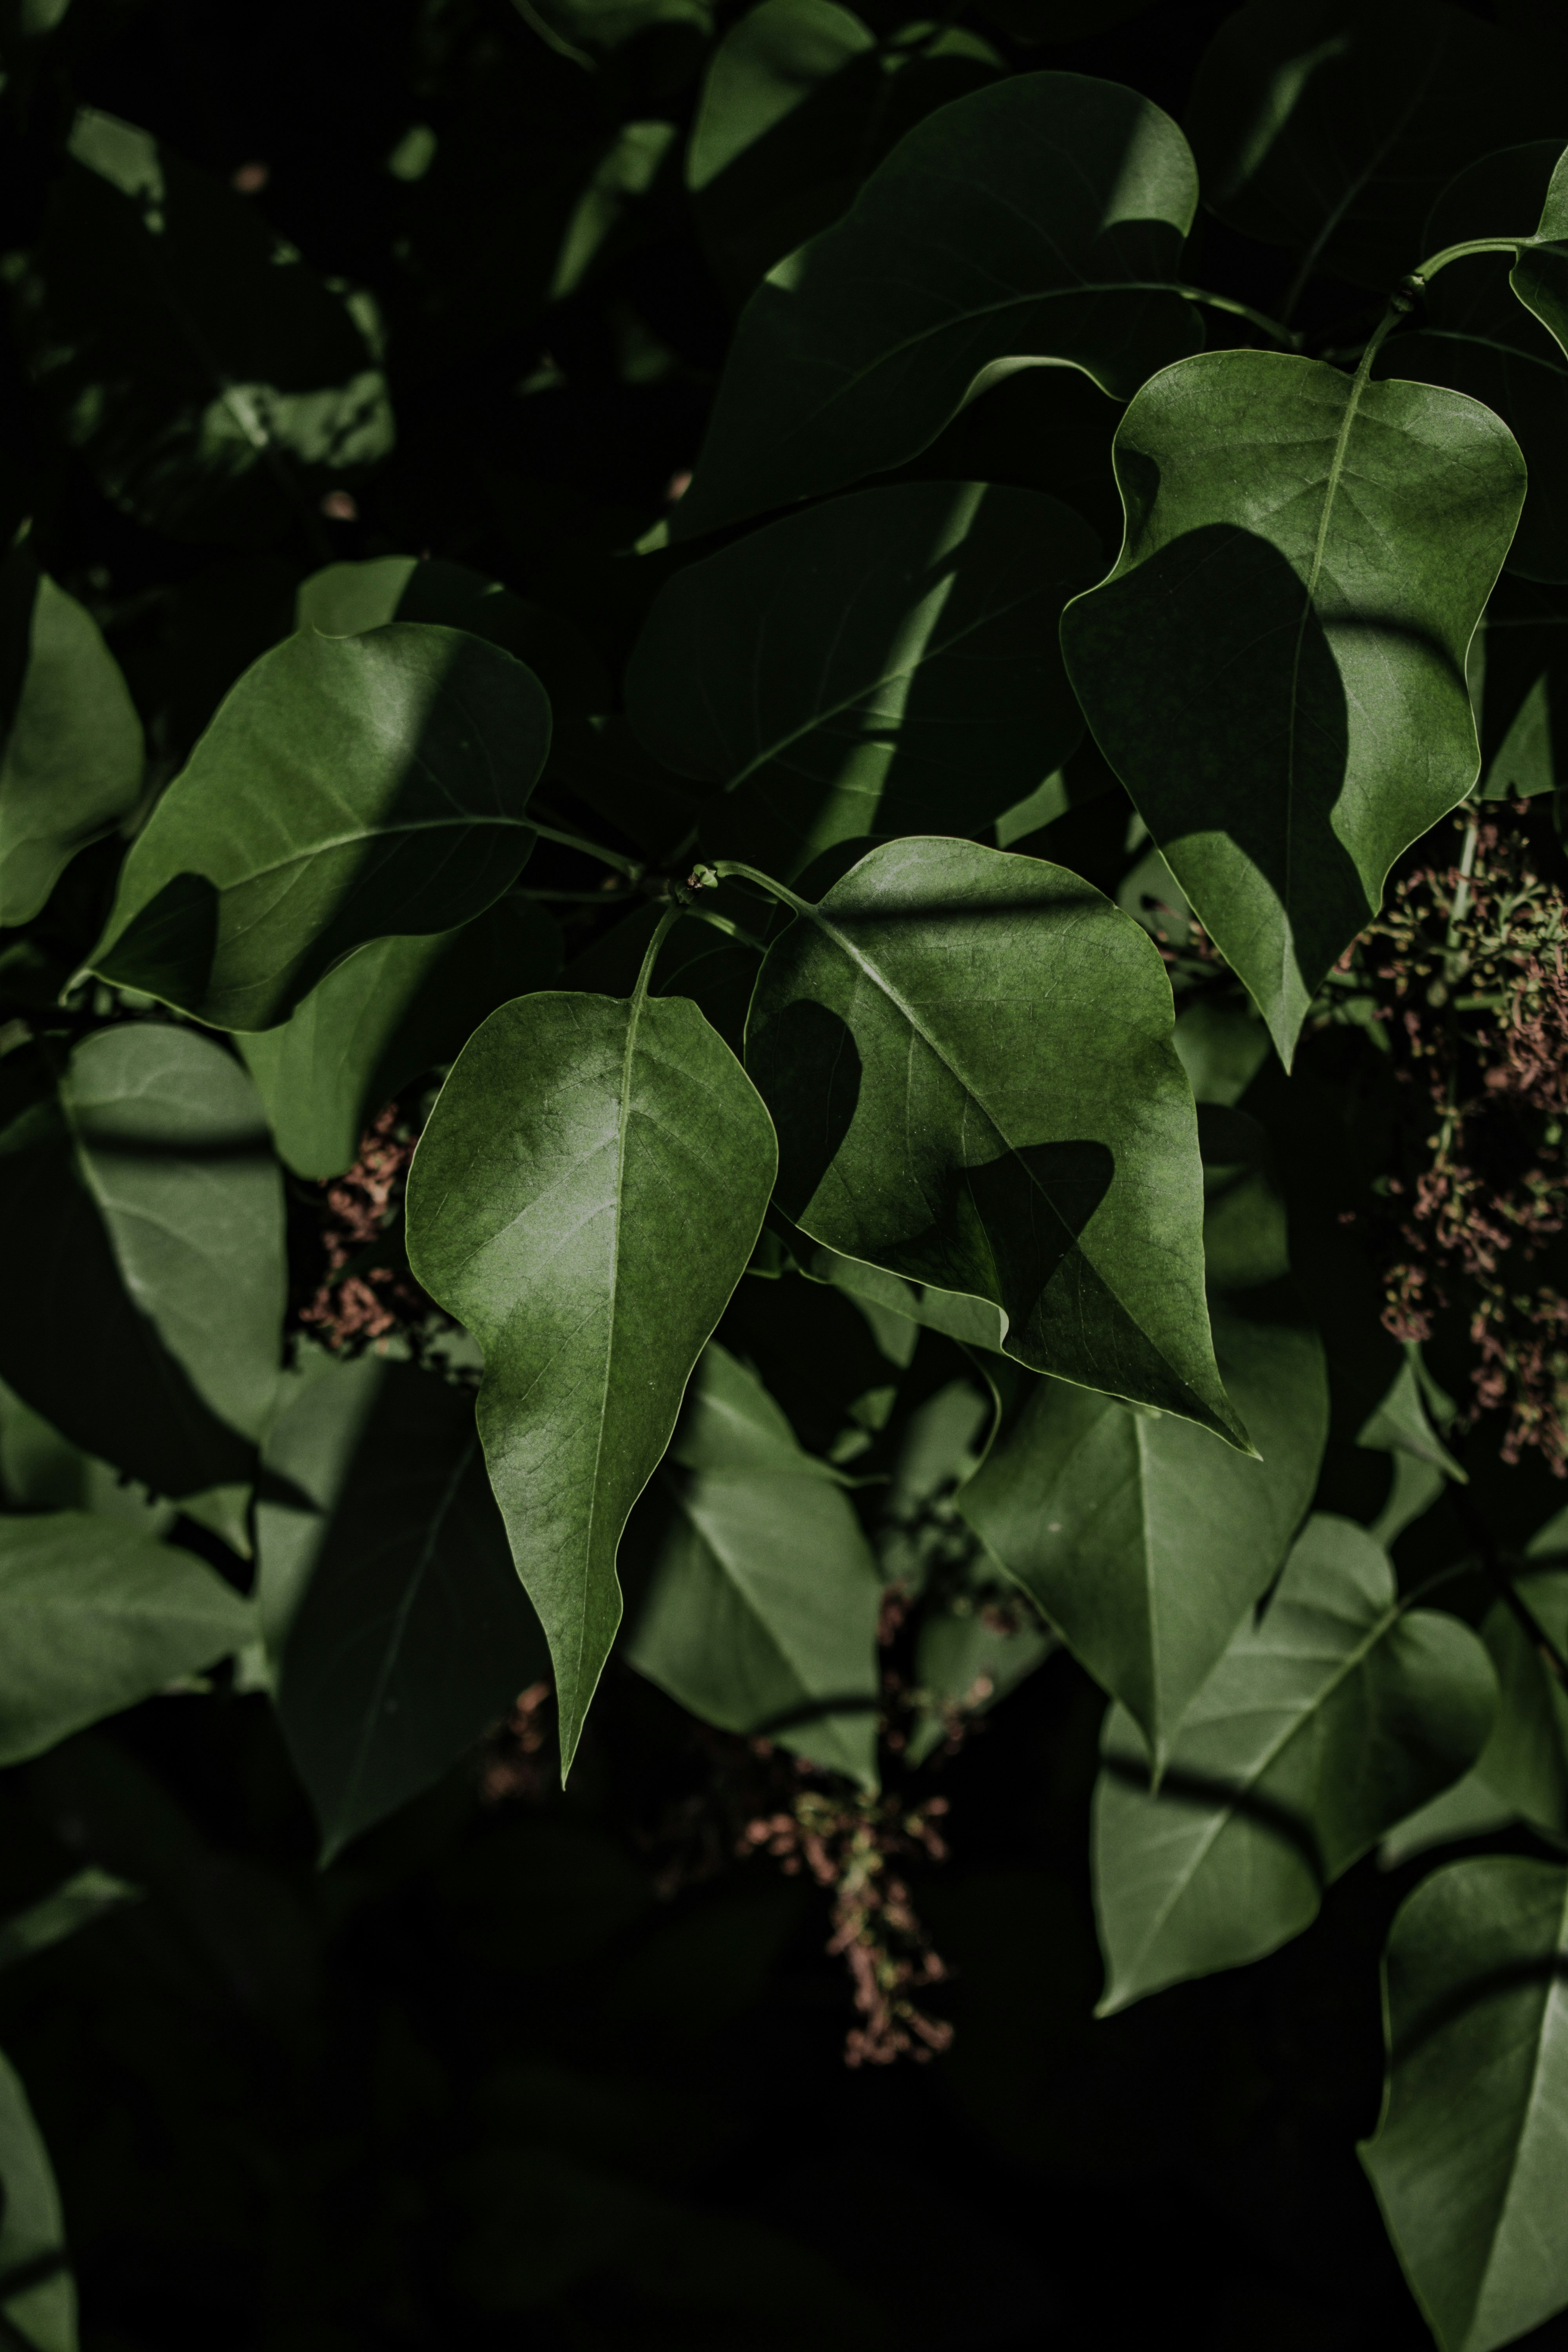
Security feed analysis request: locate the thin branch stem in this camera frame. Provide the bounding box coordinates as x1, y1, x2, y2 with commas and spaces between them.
1174, 284, 1301, 350
707, 860, 815, 920
529, 819, 644, 881
632, 904, 684, 1008
1410, 233, 1540, 286
684, 905, 770, 954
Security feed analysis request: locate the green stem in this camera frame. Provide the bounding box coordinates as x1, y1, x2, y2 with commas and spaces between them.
530, 819, 644, 881
632, 904, 684, 1008
708, 860, 814, 919
1174, 285, 1300, 350
1410, 233, 1540, 287
685, 905, 771, 955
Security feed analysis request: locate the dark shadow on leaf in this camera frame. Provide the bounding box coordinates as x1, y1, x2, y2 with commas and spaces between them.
747, 996, 862, 1220
1102, 1750, 1327, 1888
96, 870, 219, 1007
746, 1692, 881, 1739
1389, 1953, 1568, 2070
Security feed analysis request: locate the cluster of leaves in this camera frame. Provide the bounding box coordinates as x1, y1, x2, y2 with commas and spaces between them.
9, 1, 1568, 2347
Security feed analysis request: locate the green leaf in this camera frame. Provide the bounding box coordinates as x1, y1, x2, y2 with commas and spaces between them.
686, 0, 874, 191
626, 1343, 882, 1784
1432, 1574, 1568, 1847
552, 121, 678, 300
627, 480, 1097, 880
405, 983, 778, 1771
0, 1511, 255, 1766
1061, 350, 1525, 1063
87, 623, 550, 1031
1361, 1857, 1568, 2352
1185, 0, 1565, 296
13, 108, 393, 546
744, 837, 1244, 1442
0, 2045, 76, 2352
0, 543, 143, 925
1373, 144, 1568, 584
1093, 1516, 1496, 2011
961, 1294, 1327, 1766
256, 1353, 550, 1860
0, 1024, 284, 1500
673, 71, 1199, 539
238, 897, 562, 1180
0, 1868, 142, 1972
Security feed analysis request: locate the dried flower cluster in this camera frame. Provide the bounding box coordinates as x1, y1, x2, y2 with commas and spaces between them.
299, 1106, 428, 1352
478, 1682, 555, 1806
738, 1788, 953, 2066
1320, 812, 1568, 1470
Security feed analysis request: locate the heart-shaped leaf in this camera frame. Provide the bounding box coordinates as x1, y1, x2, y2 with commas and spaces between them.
961, 1294, 1327, 1766
628, 480, 1097, 880
87, 623, 550, 1031
0, 544, 143, 926
256, 1353, 550, 1860
0, 1512, 255, 1767
239, 897, 561, 1180
1093, 1515, 1496, 2011
1061, 350, 1525, 1063
627, 1343, 883, 1784
1361, 1857, 1568, 2352
674, 71, 1199, 539
406, 983, 778, 1770
0, 1025, 284, 1501
744, 837, 1244, 1442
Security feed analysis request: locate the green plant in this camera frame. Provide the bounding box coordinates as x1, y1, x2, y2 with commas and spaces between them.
4, 4, 1568, 2347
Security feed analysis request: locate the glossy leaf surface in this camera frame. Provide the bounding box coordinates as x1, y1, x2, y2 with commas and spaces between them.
745, 838, 1243, 1441
675, 71, 1198, 537
0, 1511, 254, 1766
628, 480, 1096, 879
0, 544, 143, 925
407, 989, 778, 1769
257, 1354, 550, 1860
0, 2045, 76, 2352
1093, 1517, 1495, 2010
0, 1025, 284, 1499
627, 1344, 882, 1784
239, 897, 561, 1179
1062, 350, 1524, 1062
89, 623, 549, 1030
961, 1295, 1327, 1764
1362, 1858, 1568, 2352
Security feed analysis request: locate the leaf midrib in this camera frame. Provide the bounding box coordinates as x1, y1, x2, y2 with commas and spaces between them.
133, 811, 534, 905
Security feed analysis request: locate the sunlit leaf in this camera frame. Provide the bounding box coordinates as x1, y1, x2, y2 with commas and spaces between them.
1361, 1857, 1568, 2352
626, 1343, 882, 1784
1061, 350, 1524, 1062
406, 985, 778, 1770
1093, 1516, 1496, 2010
745, 837, 1245, 1442
87, 623, 550, 1031
0, 2045, 76, 2352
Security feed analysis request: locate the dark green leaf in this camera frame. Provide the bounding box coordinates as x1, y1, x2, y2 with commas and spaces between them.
1374, 145, 1568, 583
256, 1352, 550, 1860
0, 1868, 142, 1972
239, 896, 562, 1179
688, 0, 870, 191
88, 624, 550, 1031
406, 985, 778, 1769
626, 1343, 882, 1784
627, 480, 1096, 880
1185, 0, 1566, 297
673, 71, 1199, 539
744, 837, 1245, 1441
1061, 351, 1524, 1062
1361, 1857, 1568, 2352
0, 1024, 284, 1501
962, 1295, 1327, 1765
1094, 1516, 1496, 2010
0, 1511, 254, 1766
0, 2045, 76, 2352
12, 108, 393, 545
1390, 1572, 1568, 1857
0, 543, 143, 925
